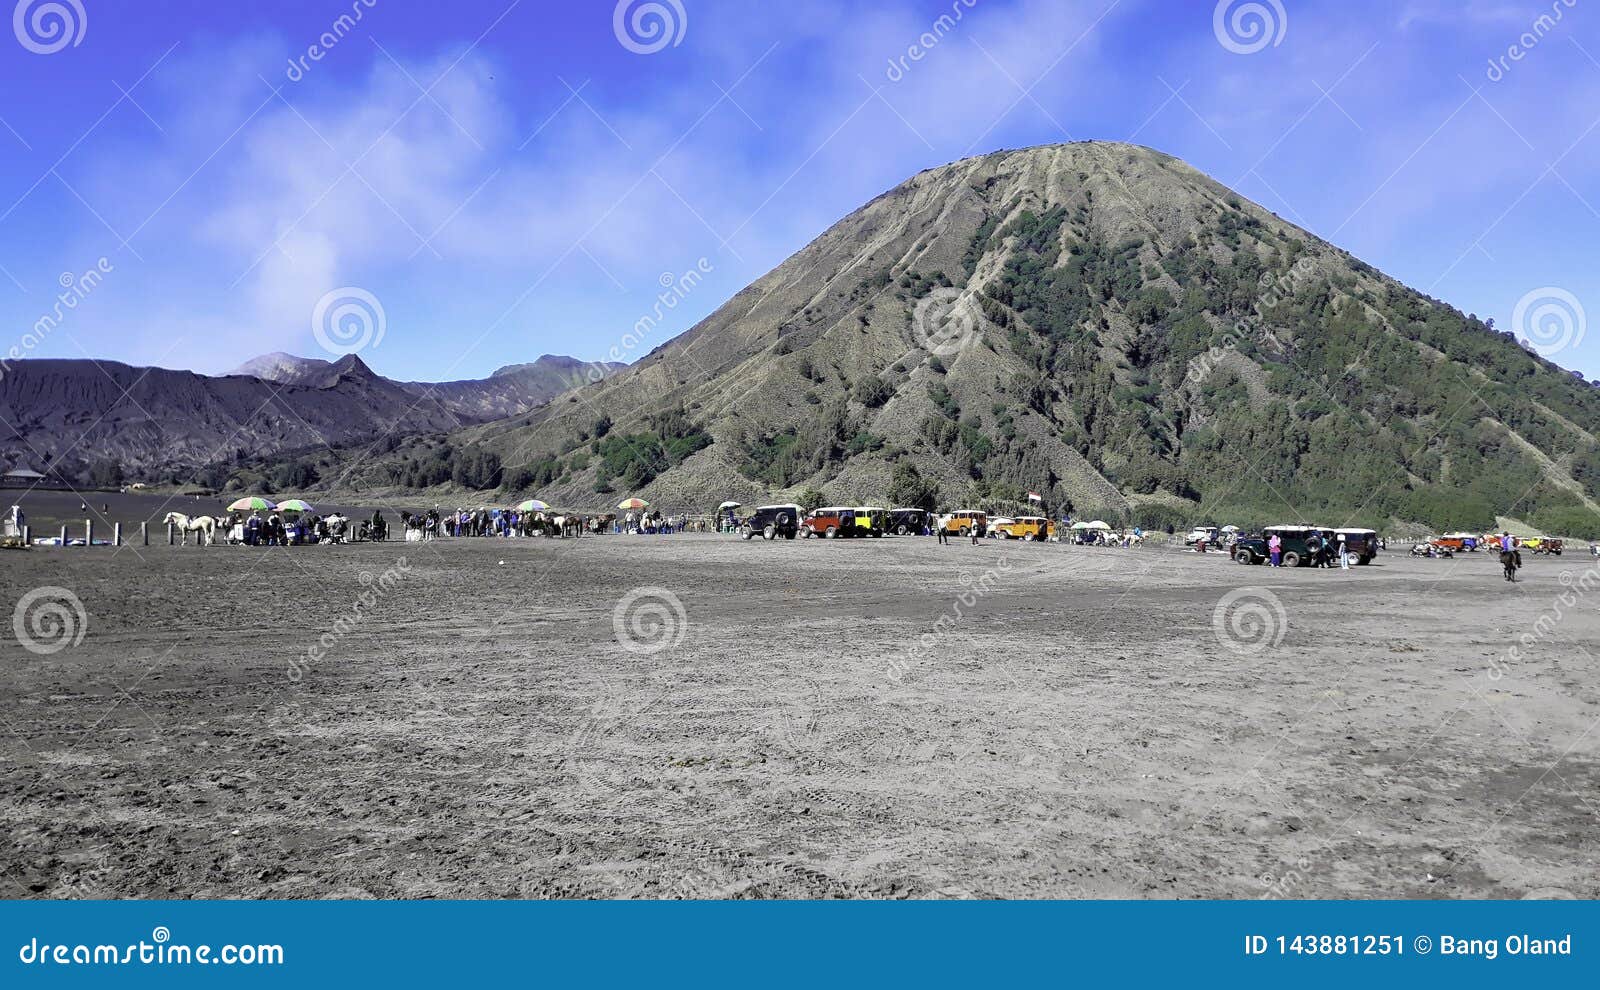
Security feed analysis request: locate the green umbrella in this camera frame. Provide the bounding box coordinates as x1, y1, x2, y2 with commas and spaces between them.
228, 496, 276, 512
516, 499, 550, 512
277, 499, 314, 513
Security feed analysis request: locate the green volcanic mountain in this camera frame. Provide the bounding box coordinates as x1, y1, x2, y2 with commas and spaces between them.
286, 142, 1600, 535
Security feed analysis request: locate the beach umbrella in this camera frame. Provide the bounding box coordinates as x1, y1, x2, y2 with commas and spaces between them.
516, 499, 550, 512
718, 500, 742, 510
1086, 520, 1111, 530
1070, 521, 1091, 530
1221, 524, 1239, 532
228, 496, 275, 512
618, 498, 649, 510
277, 499, 314, 513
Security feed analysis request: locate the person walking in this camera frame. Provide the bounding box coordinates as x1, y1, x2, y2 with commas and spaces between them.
1268, 532, 1282, 567
1337, 533, 1351, 570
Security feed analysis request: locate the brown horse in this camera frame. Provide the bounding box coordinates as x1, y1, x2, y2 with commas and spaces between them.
1500, 549, 1521, 582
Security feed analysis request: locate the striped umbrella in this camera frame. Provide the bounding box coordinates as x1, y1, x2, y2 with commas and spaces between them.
617, 498, 649, 510
228, 496, 276, 511
516, 499, 550, 512
277, 499, 314, 513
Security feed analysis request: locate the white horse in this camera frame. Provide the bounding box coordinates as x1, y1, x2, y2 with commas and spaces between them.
163, 512, 217, 547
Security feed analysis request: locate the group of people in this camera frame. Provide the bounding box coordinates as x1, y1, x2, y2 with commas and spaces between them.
230, 511, 356, 546
1266, 530, 1356, 569
622, 510, 711, 534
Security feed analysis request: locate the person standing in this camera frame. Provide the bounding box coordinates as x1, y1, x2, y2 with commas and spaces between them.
1268, 532, 1282, 567
1337, 533, 1351, 570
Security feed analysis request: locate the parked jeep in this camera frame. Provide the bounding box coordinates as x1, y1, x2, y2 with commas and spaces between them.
997, 516, 1053, 541
742, 504, 801, 541
1333, 528, 1379, 565
1232, 525, 1334, 566
887, 508, 931, 536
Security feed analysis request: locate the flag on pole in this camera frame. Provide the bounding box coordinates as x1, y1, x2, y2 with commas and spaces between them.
1027, 491, 1042, 503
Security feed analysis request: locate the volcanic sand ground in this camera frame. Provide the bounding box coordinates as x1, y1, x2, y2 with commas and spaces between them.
2, 534, 1597, 899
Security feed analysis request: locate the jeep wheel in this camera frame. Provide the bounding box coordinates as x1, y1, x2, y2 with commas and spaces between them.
1023, 533, 1035, 542
763, 525, 776, 541
1235, 550, 1253, 564
826, 526, 838, 539
1282, 551, 1301, 567
958, 526, 971, 537
896, 524, 910, 536
741, 527, 753, 541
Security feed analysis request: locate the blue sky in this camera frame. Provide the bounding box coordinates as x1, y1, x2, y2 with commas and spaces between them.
1, 0, 1598, 381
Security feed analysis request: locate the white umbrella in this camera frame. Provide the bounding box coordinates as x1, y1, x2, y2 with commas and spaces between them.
1086, 520, 1111, 530
718, 500, 742, 510
1070, 521, 1091, 530
1221, 524, 1239, 532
